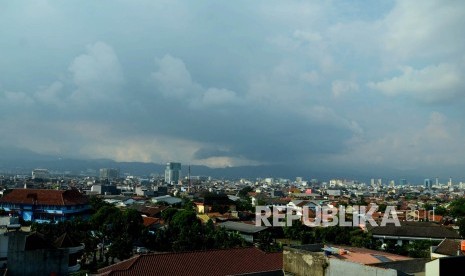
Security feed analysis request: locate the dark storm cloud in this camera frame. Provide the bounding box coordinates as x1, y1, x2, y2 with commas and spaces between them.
1, 0, 465, 175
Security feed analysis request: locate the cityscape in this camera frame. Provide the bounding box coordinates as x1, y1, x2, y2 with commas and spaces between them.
2, 0, 465, 275
0, 162, 464, 275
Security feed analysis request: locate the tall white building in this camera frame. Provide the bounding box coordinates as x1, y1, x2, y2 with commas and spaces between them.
165, 162, 181, 184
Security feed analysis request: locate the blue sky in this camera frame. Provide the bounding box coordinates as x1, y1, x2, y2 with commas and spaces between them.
1, 0, 465, 178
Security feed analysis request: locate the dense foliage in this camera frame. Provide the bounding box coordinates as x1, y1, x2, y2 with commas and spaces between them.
31, 196, 246, 273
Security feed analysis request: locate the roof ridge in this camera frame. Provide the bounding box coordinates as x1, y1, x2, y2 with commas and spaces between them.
99, 255, 140, 273
139, 246, 260, 257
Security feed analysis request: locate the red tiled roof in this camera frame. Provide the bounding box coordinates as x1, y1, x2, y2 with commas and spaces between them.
0, 189, 88, 206
142, 217, 160, 227
97, 247, 283, 276
132, 205, 168, 217
98, 255, 139, 275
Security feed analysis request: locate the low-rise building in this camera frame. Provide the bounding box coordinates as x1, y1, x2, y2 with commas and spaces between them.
370, 221, 460, 246
430, 238, 465, 259
284, 244, 426, 276
218, 221, 269, 243
0, 188, 90, 223
6, 231, 84, 275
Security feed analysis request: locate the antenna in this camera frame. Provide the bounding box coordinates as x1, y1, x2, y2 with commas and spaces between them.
188, 165, 191, 193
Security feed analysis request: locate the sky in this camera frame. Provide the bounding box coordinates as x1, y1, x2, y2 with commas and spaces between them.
1, 0, 465, 179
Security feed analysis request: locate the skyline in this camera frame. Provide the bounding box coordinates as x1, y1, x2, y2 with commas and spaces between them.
1, 1, 465, 178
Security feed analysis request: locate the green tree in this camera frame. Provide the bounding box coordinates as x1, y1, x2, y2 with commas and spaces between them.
434, 205, 447, 216
88, 195, 111, 213
161, 208, 179, 224
407, 240, 432, 258
256, 231, 281, 252
449, 198, 465, 218
182, 197, 195, 211
457, 218, 465, 238
236, 199, 253, 212
238, 186, 253, 198
169, 210, 203, 251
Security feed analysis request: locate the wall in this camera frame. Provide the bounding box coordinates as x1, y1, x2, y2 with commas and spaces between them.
284, 246, 398, 276
283, 247, 327, 276
327, 259, 397, 276
7, 232, 69, 276
0, 233, 8, 268
425, 259, 439, 276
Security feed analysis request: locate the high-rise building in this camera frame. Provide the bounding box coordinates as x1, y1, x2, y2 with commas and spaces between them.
99, 168, 119, 180
399, 179, 407, 186
424, 178, 432, 189
165, 162, 181, 184
32, 169, 50, 180
389, 180, 395, 188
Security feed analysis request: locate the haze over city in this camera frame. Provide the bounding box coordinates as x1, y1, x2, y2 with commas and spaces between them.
2, 0, 465, 180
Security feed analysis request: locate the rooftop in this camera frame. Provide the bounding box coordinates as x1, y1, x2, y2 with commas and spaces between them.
218, 221, 268, 234
322, 245, 412, 265
0, 188, 88, 206
97, 247, 283, 276
434, 238, 465, 256
370, 221, 460, 239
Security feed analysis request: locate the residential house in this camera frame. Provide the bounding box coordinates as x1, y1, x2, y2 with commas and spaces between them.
194, 194, 236, 214
151, 195, 182, 206
131, 205, 168, 218
370, 221, 460, 246
431, 238, 465, 259
218, 221, 269, 243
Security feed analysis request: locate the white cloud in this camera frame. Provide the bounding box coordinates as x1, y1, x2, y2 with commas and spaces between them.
293, 30, 322, 43
331, 111, 464, 168
69, 42, 124, 102
199, 88, 239, 106
151, 54, 241, 108
1, 91, 34, 106
34, 81, 64, 106
300, 71, 320, 85
151, 54, 202, 99
368, 63, 465, 103
382, 0, 465, 62
332, 80, 359, 98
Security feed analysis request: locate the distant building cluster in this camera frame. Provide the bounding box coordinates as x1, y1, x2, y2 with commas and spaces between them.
0, 164, 464, 275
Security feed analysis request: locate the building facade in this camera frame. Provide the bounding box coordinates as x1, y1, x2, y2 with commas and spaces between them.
0, 189, 90, 223
164, 162, 181, 184
99, 168, 119, 180
32, 169, 50, 180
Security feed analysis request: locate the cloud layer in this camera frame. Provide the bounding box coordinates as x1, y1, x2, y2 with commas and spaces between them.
1, 0, 465, 179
